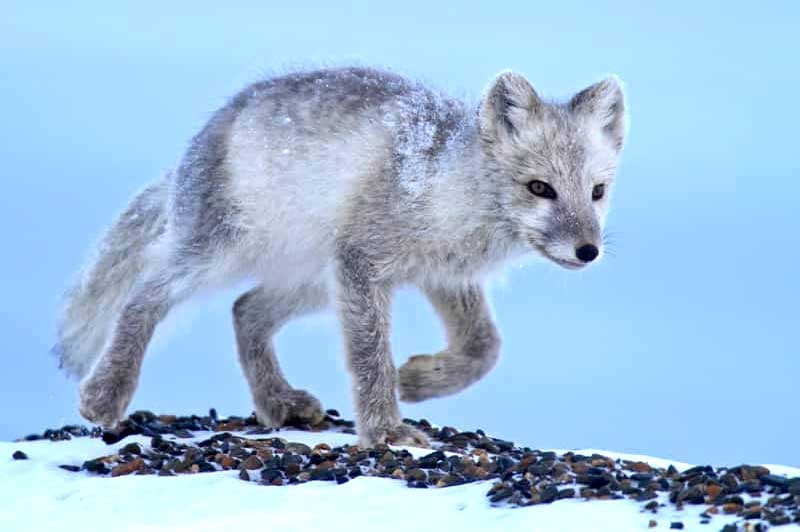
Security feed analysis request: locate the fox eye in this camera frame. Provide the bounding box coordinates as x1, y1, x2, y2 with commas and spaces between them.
527, 180, 557, 199
592, 184, 606, 201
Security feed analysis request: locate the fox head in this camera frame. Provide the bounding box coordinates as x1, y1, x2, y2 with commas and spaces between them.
478, 71, 627, 269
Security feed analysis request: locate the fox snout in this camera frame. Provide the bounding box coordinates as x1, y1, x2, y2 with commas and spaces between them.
532, 238, 603, 270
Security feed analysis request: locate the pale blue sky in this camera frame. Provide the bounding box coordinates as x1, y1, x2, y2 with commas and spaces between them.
1, 1, 798, 466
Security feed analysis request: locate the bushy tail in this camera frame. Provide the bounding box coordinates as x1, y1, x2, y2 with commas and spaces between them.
53, 177, 171, 378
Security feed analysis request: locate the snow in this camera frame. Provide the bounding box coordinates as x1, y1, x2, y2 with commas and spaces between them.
1, 431, 798, 532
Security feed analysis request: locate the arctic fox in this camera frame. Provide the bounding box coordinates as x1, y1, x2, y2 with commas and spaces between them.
55, 67, 627, 447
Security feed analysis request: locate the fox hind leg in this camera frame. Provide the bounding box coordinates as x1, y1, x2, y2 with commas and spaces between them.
398, 283, 500, 403
233, 283, 328, 427
79, 271, 184, 427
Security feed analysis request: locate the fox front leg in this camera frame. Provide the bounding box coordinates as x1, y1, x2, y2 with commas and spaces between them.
398, 283, 500, 403
336, 245, 429, 448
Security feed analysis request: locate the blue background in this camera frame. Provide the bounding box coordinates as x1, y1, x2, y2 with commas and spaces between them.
1, 1, 798, 467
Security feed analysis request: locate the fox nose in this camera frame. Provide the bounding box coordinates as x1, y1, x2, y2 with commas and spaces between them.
575, 244, 599, 263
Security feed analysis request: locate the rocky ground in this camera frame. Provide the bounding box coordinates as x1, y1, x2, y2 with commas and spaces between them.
13, 410, 800, 531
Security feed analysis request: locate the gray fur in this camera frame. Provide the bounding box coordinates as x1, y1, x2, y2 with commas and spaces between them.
54, 66, 627, 447
232, 283, 327, 427
55, 178, 168, 378
398, 283, 500, 403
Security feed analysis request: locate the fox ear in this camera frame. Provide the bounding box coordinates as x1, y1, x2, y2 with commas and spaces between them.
570, 76, 627, 151
480, 71, 541, 142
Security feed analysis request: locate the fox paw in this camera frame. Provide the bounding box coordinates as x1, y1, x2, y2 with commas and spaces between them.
398, 353, 449, 403
254, 389, 325, 428
360, 422, 430, 448
79, 372, 135, 429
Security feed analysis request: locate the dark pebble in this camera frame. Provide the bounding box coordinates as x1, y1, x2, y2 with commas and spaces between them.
557, 488, 576, 500
744, 508, 762, 519
493, 439, 514, 452
12, 450, 28, 460
489, 487, 513, 503
539, 486, 559, 504
528, 464, 552, 477
769, 515, 791, 526
577, 474, 610, 489
476, 437, 501, 454
681, 486, 705, 505
119, 442, 143, 456
310, 469, 335, 481
281, 454, 304, 467
129, 410, 157, 424
680, 465, 712, 479
83, 459, 110, 475
59, 464, 81, 472
285, 443, 312, 456
195, 461, 216, 473
262, 468, 283, 483
418, 451, 445, 469
758, 475, 789, 489
637, 491, 658, 502
669, 522, 684, 530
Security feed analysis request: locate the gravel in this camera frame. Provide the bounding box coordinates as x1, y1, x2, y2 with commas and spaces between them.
18, 409, 800, 530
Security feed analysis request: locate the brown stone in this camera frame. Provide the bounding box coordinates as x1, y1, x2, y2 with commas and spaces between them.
706, 506, 719, 515
271, 477, 284, 486
256, 448, 273, 460
316, 460, 335, 470
158, 415, 177, 424
572, 463, 590, 475
111, 458, 145, 477
215, 421, 244, 432
631, 462, 652, 473
313, 443, 331, 453
221, 456, 235, 469
391, 468, 405, 479
240, 455, 263, 470
190, 464, 200, 473
406, 468, 427, 482
706, 484, 722, 501
723, 503, 743, 514
648, 520, 657, 528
